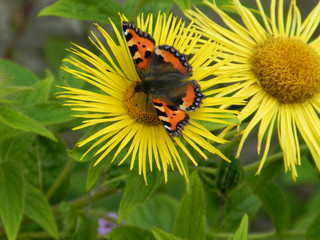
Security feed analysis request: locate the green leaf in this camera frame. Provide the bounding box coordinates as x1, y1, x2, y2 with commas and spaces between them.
173, 171, 206, 240
0, 105, 57, 141
118, 167, 164, 221
0, 59, 39, 85
38, 0, 122, 24
221, 185, 260, 231
257, 182, 290, 234
0, 133, 34, 162
109, 226, 155, 240
140, 2, 173, 16
233, 214, 248, 240
306, 214, 320, 240
60, 202, 79, 238
45, 37, 71, 73
175, 0, 191, 11
14, 73, 54, 105
20, 101, 74, 125
295, 190, 320, 230
152, 227, 180, 240
75, 215, 98, 240
0, 125, 23, 141
126, 194, 179, 232
0, 77, 32, 100
37, 137, 71, 203
86, 159, 106, 191
246, 159, 284, 193
123, 0, 173, 18
24, 184, 58, 239
0, 162, 25, 240
20, 137, 70, 204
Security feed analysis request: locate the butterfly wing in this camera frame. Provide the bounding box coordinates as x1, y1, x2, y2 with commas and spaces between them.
149, 44, 193, 77
152, 97, 190, 137
122, 23, 205, 137
167, 80, 206, 112
122, 21, 155, 78
147, 45, 205, 111
148, 46, 205, 136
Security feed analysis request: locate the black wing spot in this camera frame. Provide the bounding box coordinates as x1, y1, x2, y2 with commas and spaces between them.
145, 51, 152, 59
135, 58, 143, 65
153, 101, 163, 107
125, 32, 133, 41
129, 45, 139, 57
167, 105, 177, 111
155, 108, 167, 118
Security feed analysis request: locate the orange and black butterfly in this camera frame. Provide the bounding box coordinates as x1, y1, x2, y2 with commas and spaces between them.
122, 21, 206, 137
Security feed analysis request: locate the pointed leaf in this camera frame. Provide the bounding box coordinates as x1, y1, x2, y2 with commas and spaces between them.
118, 167, 164, 221
233, 214, 248, 240
152, 227, 180, 240
24, 184, 58, 239
0, 105, 56, 141
175, 0, 191, 11
306, 214, 320, 240
21, 101, 74, 125
246, 160, 283, 193
45, 37, 71, 72
38, 0, 122, 24
0, 162, 25, 240
60, 202, 79, 238
75, 215, 98, 240
86, 159, 105, 191
257, 182, 290, 234
127, 194, 179, 232
221, 185, 260, 231
140, 2, 173, 16
0, 59, 39, 85
109, 226, 155, 240
173, 171, 206, 240
14, 74, 53, 105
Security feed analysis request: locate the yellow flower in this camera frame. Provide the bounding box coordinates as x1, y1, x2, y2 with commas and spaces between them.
58, 13, 242, 183
186, 0, 320, 180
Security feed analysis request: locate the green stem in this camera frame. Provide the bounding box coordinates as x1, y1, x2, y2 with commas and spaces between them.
101, 174, 128, 187
51, 187, 116, 213
191, 166, 216, 174
45, 159, 76, 200
78, 209, 119, 224
17, 231, 57, 239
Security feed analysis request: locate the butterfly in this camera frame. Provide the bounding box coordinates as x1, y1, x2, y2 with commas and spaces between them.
122, 21, 206, 137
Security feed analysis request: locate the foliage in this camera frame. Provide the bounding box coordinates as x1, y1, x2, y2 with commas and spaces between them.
0, 0, 319, 239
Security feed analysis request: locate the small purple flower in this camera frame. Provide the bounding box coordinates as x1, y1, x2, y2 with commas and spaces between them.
98, 213, 118, 235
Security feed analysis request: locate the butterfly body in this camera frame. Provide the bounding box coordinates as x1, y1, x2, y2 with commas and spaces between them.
122, 21, 206, 137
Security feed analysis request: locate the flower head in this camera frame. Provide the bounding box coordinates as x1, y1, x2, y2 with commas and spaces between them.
58, 13, 242, 183
186, 0, 320, 180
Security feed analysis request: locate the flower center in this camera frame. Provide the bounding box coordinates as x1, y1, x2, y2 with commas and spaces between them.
124, 83, 160, 125
251, 37, 320, 103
